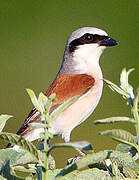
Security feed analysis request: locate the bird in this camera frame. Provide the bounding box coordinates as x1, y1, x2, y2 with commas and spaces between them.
8, 27, 118, 149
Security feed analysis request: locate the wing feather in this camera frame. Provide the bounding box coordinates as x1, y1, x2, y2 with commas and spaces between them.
16, 74, 95, 137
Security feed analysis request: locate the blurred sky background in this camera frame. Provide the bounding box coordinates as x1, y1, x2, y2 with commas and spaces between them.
0, 0, 138, 167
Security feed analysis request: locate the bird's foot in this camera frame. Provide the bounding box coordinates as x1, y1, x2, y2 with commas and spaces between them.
67, 156, 81, 165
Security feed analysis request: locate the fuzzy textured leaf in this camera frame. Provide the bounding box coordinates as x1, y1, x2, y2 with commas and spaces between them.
122, 167, 137, 178
26, 88, 43, 113
55, 150, 136, 178
50, 96, 79, 118
0, 132, 39, 160
0, 115, 13, 133
43, 93, 56, 116
120, 68, 135, 99
99, 129, 139, 152
0, 149, 26, 167
29, 122, 47, 129
0, 159, 24, 180
133, 89, 139, 117
93, 116, 135, 124
56, 169, 115, 180
38, 92, 48, 108
104, 78, 130, 99
0, 175, 6, 180
12, 165, 35, 174
47, 141, 92, 155
116, 143, 137, 157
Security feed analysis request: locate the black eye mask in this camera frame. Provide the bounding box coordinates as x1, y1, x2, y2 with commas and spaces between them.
69, 33, 108, 52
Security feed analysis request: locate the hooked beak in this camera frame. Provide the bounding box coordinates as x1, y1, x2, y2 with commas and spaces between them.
99, 37, 118, 47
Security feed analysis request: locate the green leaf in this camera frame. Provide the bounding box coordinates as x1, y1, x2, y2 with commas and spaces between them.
93, 116, 135, 125
26, 88, 43, 113
12, 165, 35, 174
56, 169, 115, 180
133, 164, 139, 173
0, 159, 24, 180
132, 89, 139, 122
104, 159, 119, 177
55, 150, 136, 178
0, 175, 7, 180
0, 149, 53, 169
112, 161, 119, 177
0, 114, 13, 132
47, 141, 93, 156
122, 167, 137, 179
116, 143, 137, 159
104, 68, 135, 104
0, 132, 39, 160
0, 149, 24, 166
29, 122, 47, 129
38, 92, 48, 108
46, 169, 62, 180
14, 151, 38, 166
116, 143, 133, 153
120, 68, 135, 99
103, 78, 130, 99
50, 96, 79, 118
48, 93, 56, 101
99, 129, 139, 152
43, 93, 56, 116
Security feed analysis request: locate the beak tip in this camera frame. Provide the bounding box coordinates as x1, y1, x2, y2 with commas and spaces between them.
99, 37, 118, 47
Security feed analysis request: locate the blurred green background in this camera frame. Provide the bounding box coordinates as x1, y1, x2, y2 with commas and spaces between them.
0, 0, 138, 167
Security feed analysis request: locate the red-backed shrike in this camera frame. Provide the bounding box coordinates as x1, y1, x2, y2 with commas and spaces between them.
10, 27, 118, 147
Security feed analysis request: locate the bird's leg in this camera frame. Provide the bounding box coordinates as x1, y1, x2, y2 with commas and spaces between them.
66, 142, 86, 165
67, 146, 86, 165
63, 132, 86, 157
75, 148, 86, 156
66, 149, 86, 165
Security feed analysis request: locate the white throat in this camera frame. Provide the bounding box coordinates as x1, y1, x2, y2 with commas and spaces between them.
72, 44, 105, 77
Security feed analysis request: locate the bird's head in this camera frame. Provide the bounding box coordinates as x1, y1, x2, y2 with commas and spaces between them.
61, 27, 118, 74
68, 27, 117, 62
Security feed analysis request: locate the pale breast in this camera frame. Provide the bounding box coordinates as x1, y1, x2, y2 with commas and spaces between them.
49, 77, 103, 141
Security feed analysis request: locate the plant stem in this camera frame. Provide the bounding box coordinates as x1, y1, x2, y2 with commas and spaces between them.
132, 91, 139, 144
42, 118, 49, 180
41, 95, 55, 179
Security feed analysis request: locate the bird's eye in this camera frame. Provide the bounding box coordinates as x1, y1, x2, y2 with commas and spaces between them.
84, 34, 93, 41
